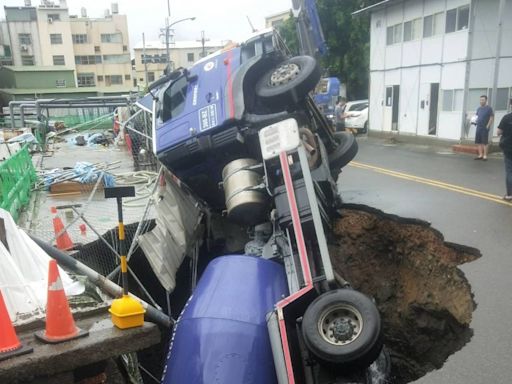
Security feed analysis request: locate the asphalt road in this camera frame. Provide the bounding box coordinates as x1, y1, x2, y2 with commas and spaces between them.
337, 137, 512, 384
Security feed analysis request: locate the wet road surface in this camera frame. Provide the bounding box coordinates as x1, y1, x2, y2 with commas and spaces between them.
338, 137, 512, 384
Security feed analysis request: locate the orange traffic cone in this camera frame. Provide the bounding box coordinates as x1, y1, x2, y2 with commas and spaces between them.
0, 290, 33, 361
51, 206, 74, 251
35, 260, 88, 344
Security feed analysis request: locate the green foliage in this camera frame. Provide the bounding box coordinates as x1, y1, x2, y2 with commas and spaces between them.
317, 0, 380, 100
279, 1, 380, 100
278, 15, 299, 55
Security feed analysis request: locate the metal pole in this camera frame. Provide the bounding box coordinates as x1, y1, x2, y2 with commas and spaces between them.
165, 18, 170, 72
29, 234, 172, 327
491, 0, 506, 130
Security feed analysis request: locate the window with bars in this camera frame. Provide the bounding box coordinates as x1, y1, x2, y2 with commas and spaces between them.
75, 55, 102, 65
47, 13, 60, 21
102, 54, 130, 64
50, 34, 62, 44
72, 34, 88, 44
21, 55, 34, 66
77, 73, 95, 87
19, 33, 32, 45
53, 55, 65, 65
124, 74, 131, 80
97, 75, 104, 82
105, 75, 123, 85
55, 79, 66, 88
101, 33, 122, 43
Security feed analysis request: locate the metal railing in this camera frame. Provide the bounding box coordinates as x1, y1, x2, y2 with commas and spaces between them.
0, 144, 37, 222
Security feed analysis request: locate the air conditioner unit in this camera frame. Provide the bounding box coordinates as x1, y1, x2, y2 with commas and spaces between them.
20, 44, 28, 51
48, 17, 53, 23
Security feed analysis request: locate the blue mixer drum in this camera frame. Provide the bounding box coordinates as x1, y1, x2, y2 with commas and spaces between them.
162, 255, 289, 384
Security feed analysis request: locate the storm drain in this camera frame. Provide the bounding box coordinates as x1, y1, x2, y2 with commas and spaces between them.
330, 204, 480, 383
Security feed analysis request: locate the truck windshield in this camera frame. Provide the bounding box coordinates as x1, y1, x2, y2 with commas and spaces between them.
162, 75, 188, 122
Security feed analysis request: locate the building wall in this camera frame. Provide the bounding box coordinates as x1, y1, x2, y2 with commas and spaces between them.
5, 7, 43, 66
133, 41, 224, 88
369, 0, 512, 141
265, 10, 291, 28
69, 14, 132, 90
36, 6, 75, 70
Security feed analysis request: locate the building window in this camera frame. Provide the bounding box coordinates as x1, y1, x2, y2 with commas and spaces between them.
442, 89, 464, 111
72, 34, 88, 44
77, 73, 95, 87
97, 75, 104, 82
75, 55, 102, 64
404, 18, 421, 42
105, 75, 123, 85
141, 54, 168, 64
187, 52, 195, 62
55, 79, 66, 88
47, 13, 61, 21
19, 33, 32, 45
386, 24, 402, 45
123, 45, 127, 52
446, 5, 470, 33
467, 89, 489, 110
21, 55, 34, 66
53, 55, 65, 65
423, 12, 444, 38
496, 88, 511, 111
3, 45, 12, 57
101, 33, 122, 43
124, 74, 131, 80
50, 34, 62, 44
102, 54, 130, 64
95, 46, 101, 53
147, 72, 155, 82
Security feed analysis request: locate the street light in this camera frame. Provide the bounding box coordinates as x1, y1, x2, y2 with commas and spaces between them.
165, 17, 196, 71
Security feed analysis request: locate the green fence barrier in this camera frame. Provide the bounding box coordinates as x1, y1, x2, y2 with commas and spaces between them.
0, 145, 37, 222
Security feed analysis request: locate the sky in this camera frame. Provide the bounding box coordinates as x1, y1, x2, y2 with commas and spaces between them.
1, 0, 292, 47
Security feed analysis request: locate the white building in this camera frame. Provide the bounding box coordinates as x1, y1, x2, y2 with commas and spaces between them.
133, 39, 226, 88
355, 0, 512, 142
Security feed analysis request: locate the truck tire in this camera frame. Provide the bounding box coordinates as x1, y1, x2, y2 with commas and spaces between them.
301, 289, 383, 370
328, 132, 358, 179
255, 56, 321, 109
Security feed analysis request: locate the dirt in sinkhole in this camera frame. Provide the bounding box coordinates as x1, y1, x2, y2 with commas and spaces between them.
330, 204, 481, 384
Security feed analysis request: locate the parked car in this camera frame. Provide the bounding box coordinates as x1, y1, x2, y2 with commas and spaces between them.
344, 99, 369, 134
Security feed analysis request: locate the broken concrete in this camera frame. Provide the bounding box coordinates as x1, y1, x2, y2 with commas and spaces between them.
0, 309, 161, 384
330, 204, 480, 383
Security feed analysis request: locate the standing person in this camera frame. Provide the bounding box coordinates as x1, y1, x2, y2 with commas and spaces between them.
474, 95, 494, 160
497, 98, 512, 201
334, 97, 347, 132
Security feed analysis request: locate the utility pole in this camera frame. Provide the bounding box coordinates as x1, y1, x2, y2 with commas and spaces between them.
196, 31, 210, 58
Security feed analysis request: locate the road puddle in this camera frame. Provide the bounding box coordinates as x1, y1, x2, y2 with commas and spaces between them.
330, 204, 480, 383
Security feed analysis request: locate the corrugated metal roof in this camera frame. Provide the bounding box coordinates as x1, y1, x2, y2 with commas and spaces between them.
0, 86, 131, 95
1, 66, 74, 72
133, 40, 227, 50
352, 0, 408, 16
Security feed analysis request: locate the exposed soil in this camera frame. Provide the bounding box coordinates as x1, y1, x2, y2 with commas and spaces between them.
330, 204, 480, 383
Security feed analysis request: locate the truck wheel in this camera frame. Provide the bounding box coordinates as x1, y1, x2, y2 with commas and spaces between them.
302, 289, 383, 370
328, 132, 358, 179
255, 56, 321, 109
362, 121, 368, 134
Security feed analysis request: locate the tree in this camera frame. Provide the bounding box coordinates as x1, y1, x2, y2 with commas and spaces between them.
279, 1, 380, 100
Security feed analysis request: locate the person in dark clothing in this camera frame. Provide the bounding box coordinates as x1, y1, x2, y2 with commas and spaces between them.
334, 97, 347, 132
497, 99, 512, 201
474, 95, 494, 160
